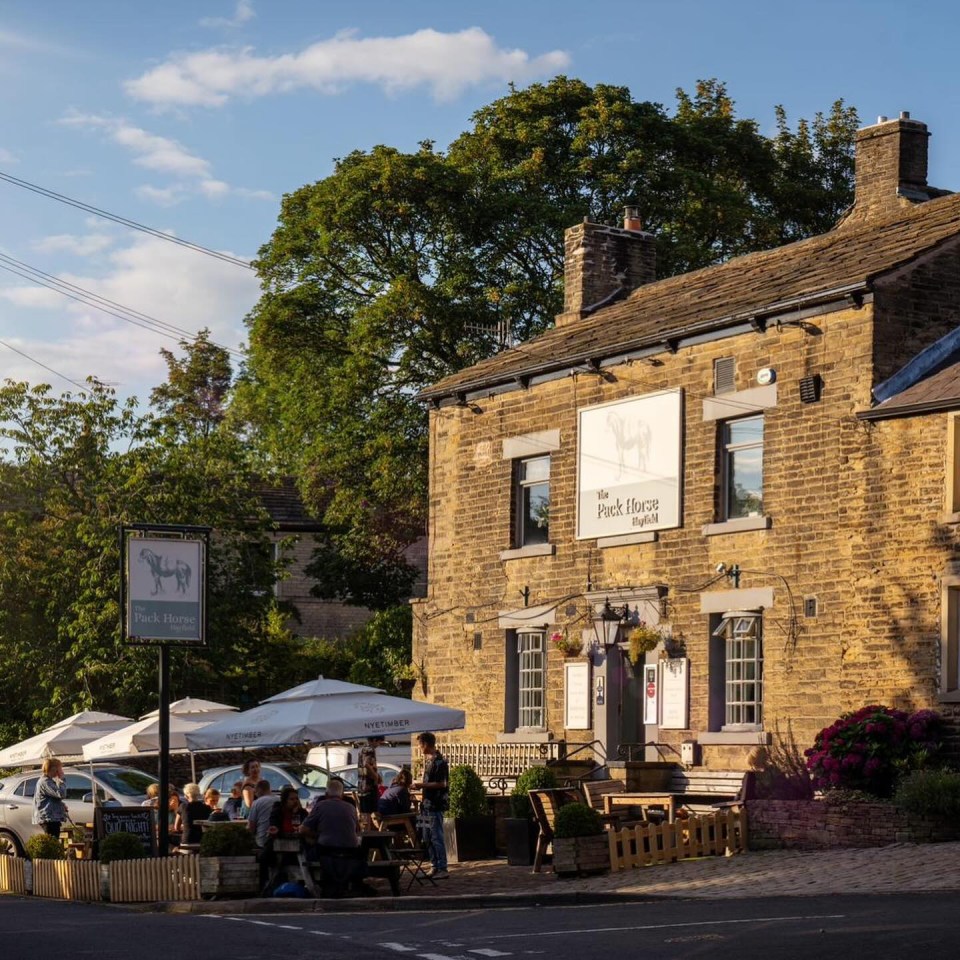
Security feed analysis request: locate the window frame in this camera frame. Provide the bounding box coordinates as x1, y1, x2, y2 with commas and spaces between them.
941, 576, 960, 701
720, 414, 765, 522
514, 454, 551, 548
516, 629, 546, 731
711, 611, 764, 731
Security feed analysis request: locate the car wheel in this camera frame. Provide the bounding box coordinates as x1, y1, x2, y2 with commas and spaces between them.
0, 829, 24, 858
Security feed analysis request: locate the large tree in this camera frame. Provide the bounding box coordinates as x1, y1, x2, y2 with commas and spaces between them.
0, 337, 319, 744
237, 77, 858, 605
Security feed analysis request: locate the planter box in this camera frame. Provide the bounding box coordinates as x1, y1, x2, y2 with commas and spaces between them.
199, 856, 259, 897
443, 815, 497, 862
504, 817, 539, 866
553, 834, 610, 878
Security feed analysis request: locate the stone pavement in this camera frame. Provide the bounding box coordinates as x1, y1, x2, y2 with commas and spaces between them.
148, 841, 960, 913
406, 841, 960, 901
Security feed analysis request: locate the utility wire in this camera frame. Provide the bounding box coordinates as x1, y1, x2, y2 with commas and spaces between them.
0, 169, 254, 270
0, 337, 89, 393
0, 254, 244, 359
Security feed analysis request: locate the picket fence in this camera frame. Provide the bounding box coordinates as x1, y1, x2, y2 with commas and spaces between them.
0, 855, 27, 895
607, 807, 748, 872
0, 855, 201, 902
109, 854, 201, 902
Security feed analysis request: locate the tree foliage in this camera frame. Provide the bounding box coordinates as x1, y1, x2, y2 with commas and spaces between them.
237, 77, 858, 605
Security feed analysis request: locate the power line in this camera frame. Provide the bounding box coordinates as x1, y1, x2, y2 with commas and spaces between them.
0, 169, 254, 270
0, 337, 89, 393
0, 252, 244, 359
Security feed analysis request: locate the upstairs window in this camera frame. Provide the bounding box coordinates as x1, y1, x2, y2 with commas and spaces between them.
516, 455, 550, 546
721, 415, 764, 520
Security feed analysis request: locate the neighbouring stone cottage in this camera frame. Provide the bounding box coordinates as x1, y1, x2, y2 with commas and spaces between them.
412, 112, 960, 772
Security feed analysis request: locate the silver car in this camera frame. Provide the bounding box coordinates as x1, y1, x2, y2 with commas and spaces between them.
198, 761, 353, 809
0, 764, 158, 856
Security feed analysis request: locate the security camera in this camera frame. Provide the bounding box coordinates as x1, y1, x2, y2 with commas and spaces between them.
715, 562, 727, 575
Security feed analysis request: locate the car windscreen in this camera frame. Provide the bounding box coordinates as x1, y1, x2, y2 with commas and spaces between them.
278, 763, 333, 790
95, 767, 158, 798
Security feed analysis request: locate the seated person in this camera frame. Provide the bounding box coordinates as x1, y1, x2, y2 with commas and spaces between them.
206, 787, 230, 822
300, 778, 367, 897
377, 769, 413, 817
176, 783, 211, 845
222, 780, 244, 820
269, 785, 307, 838
246, 779, 277, 849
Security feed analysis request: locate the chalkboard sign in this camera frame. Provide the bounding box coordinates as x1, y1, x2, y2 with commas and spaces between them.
94, 806, 157, 857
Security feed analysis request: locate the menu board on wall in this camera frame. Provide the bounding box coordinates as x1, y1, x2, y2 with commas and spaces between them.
564, 661, 591, 730
659, 657, 689, 730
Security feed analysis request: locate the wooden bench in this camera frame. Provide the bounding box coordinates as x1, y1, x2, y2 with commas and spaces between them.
582, 779, 625, 813
529, 788, 583, 873
603, 769, 751, 823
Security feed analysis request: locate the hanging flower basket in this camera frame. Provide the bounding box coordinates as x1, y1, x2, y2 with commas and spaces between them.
550, 630, 582, 658
626, 623, 661, 664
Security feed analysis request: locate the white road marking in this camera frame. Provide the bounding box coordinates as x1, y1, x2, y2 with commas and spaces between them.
469, 951, 511, 957
419, 953, 467, 960
452, 914, 847, 941
380, 944, 418, 952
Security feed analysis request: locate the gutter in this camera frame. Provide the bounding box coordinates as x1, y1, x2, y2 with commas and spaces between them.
856, 396, 960, 422
419, 282, 870, 405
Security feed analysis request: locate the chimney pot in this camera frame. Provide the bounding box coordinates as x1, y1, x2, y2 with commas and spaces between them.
878, 115, 888, 123
900, 111, 910, 120
623, 206, 643, 232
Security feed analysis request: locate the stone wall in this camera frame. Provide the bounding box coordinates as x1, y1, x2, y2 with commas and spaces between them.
747, 798, 960, 849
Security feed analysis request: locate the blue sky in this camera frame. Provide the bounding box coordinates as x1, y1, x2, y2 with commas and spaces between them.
1, 0, 958, 401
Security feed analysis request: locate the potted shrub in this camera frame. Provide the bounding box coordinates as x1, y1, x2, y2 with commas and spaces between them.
506, 766, 558, 866
98, 831, 147, 864
25, 832, 66, 897
198, 822, 259, 898
443, 764, 496, 862
551, 802, 609, 878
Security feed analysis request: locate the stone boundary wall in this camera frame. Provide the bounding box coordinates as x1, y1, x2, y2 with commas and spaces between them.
747, 798, 960, 849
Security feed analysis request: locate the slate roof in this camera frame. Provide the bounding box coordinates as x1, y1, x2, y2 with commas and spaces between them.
420, 192, 960, 402
860, 355, 960, 419
257, 478, 322, 530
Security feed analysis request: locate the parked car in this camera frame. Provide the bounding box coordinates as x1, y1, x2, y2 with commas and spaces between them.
0, 764, 159, 857
331, 762, 405, 785
198, 761, 354, 809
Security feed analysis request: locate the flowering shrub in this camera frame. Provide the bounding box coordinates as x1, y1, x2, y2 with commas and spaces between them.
805, 705, 943, 797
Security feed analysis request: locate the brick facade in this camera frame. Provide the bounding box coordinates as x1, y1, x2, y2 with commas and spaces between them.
414, 112, 960, 770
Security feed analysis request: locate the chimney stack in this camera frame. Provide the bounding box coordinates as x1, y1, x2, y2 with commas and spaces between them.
845, 113, 931, 224
557, 208, 656, 327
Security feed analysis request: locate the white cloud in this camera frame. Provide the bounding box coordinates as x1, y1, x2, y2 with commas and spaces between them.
124, 27, 570, 107
0, 234, 259, 397
33, 233, 114, 256
60, 112, 211, 177
135, 184, 187, 206
0, 147, 18, 164
199, 0, 255, 29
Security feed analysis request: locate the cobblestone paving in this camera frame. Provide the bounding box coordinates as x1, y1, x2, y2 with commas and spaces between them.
430, 842, 960, 901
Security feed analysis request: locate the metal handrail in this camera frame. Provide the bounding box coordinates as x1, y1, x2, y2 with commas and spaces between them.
616, 741, 683, 762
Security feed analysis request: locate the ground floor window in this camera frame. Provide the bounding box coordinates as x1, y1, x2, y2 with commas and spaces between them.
504, 629, 546, 731
710, 612, 763, 729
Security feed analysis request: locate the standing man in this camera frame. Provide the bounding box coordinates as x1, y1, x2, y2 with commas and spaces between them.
414, 731, 449, 879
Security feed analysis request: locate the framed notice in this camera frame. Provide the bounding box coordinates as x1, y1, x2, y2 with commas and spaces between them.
576, 389, 683, 539
659, 657, 689, 730
125, 535, 205, 644
564, 661, 591, 729
95, 806, 157, 857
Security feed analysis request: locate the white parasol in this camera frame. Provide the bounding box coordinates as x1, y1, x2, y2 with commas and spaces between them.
0, 713, 132, 767
184, 676, 465, 750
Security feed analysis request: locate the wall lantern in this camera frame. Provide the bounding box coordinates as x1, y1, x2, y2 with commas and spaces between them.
593, 598, 629, 647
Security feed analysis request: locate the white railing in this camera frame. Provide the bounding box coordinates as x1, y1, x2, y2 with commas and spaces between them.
426, 741, 563, 779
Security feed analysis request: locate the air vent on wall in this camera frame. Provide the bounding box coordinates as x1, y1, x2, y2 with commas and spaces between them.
799, 374, 822, 404
714, 357, 735, 394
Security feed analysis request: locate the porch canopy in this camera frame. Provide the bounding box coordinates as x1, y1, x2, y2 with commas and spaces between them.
184, 676, 465, 751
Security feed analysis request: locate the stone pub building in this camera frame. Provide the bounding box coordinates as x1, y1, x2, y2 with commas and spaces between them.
413, 113, 960, 771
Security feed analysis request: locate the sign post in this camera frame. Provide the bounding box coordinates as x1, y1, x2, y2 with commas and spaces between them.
120, 523, 209, 855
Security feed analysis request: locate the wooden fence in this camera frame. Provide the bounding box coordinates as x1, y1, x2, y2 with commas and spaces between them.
33, 860, 101, 900
608, 808, 748, 872
108, 854, 201, 902
0, 856, 27, 895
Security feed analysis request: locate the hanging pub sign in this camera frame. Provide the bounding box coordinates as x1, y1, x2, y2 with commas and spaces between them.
123, 530, 207, 645
576, 389, 683, 540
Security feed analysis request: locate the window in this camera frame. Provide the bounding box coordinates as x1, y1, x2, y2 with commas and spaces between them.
721, 416, 764, 519
711, 613, 763, 729
517, 630, 545, 730
64, 774, 93, 801
941, 580, 960, 700
13, 777, 37, 798
516, 455, 550, 546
